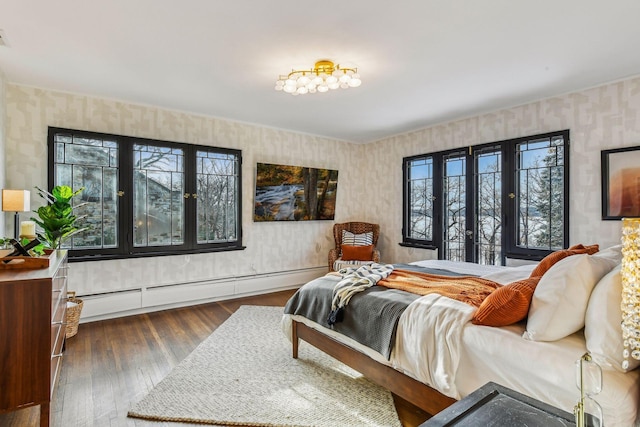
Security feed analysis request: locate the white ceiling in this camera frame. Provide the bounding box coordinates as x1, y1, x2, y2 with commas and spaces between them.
1, 1, 640, 143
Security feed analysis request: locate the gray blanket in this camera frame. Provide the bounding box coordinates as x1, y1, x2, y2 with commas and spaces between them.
284, 265, 469, 359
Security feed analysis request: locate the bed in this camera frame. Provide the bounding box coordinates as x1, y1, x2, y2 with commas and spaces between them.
282, 248, 640, 427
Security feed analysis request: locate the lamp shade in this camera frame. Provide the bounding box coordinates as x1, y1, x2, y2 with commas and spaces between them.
2, 189, 30, 212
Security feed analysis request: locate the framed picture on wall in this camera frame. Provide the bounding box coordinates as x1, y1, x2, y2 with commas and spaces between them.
253, 162, 339, 222
602, 145, 640, 220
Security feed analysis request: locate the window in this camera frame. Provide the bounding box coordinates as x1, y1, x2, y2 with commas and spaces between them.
48, 127, 243, 260
403, 130, 569, 264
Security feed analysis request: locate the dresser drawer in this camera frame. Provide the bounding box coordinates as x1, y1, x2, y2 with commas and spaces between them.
51, 288, 65, 322
51, 321, 64, 352
53, 265, 68, 291
50, 334, 64, 399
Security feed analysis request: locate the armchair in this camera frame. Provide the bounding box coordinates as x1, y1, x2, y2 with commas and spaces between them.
328, 222, 380, 271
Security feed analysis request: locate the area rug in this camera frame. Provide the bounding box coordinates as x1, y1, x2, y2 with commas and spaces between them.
128, 305, 401, 427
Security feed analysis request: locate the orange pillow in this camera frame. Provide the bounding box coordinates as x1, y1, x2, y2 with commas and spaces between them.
341, 244, 374, 261
529, 244, 599, 278
472, 277, 541, 327
568, 243, 599, 254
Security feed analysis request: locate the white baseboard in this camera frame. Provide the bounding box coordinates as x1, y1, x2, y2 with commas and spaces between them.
78, 266, 326, 323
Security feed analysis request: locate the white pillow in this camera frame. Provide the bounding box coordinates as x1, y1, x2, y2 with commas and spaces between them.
523, 254, 617, 342
585, 265, 640, 372
592, 244, 622, 264
341, 230, 373, 246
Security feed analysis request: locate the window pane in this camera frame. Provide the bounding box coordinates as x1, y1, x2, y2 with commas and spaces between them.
516, 137, 565, 251
65, 144, 110, 166
197, 151, 239, 243
444, 154, 466, 262
475, 149, 502, 265
52, 133, 119, 250
407, 157, 433, 241
133, 144, 184, 247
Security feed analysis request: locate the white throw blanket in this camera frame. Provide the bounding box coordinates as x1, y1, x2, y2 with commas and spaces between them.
391, 293, 476, 399
327, 263, 394, 325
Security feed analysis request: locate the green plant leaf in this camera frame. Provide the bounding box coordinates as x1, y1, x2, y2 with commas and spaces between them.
32, 185, 87, 249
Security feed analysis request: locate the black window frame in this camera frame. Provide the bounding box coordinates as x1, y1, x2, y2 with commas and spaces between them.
402, 130, 570, 262
47, 127, 244, 262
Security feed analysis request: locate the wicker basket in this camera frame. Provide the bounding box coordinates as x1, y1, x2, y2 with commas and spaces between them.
65, 291, 84, 339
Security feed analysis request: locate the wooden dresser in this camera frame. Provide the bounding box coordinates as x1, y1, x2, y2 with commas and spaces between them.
0, 250, 68, 427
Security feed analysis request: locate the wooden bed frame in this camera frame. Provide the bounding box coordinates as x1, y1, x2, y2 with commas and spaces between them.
291, 320, 457, 415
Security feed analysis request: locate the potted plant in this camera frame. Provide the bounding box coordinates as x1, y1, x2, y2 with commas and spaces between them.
31, 185, 88, 249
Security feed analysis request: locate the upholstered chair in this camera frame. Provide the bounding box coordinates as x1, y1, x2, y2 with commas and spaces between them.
328, 222, 380, 271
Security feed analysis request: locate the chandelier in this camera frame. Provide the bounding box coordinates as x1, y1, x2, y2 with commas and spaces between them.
275, 59, 362, 96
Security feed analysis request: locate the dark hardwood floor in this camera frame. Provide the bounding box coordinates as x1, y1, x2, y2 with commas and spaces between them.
0, 289, 430, 427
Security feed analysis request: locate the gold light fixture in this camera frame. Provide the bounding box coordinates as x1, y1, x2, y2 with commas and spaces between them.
621, 217, 640, 370
275, 59, 361, 96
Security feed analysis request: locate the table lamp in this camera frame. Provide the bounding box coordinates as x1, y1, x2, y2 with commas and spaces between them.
621, 217, 640, 370
2, 189, 30, 239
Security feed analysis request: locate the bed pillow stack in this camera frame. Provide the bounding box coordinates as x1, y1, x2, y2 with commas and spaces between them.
471, 244, 599, 327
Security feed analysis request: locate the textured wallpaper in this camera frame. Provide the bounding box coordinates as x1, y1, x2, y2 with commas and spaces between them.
4, 86, 367, 294
365, 77, 640, 264
4, 76, 640, 295
0, 71, 5, 235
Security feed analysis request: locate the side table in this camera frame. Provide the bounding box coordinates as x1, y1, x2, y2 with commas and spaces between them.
420, 381, 587, 427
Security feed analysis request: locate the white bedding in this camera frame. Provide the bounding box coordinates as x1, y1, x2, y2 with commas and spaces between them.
391, 294, 475, 398
457, 322, 640, 427
282, 260, 640, 427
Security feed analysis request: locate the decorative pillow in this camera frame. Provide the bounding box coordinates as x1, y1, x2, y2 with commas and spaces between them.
472, 276, 540, 327
568, 243, 600, 253
529, 244, 599, 278
341, 244, 374, 261
341, 230, 373, 246
585, 265, 640, 372
592, 244, 622, 264
523, 254, 617, 342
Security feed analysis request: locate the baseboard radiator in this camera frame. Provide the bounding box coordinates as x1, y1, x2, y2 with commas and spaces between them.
78, 266, 326, 323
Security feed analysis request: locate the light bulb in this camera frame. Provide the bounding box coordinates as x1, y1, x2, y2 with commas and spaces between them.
298, 75, 311, 86
317, 84, 329, 93
348, 77, 361, 87
297, 86, 308, 95
285, 78, 296, 86
328, 81, 340, 90
339, 73, 351, 83
275, 85, 283, 91
275, 80, 285, 87
306, 83, 316, 91
283, 85, 296, 93
312, 75, 323, 85
340, 82, 349, 89
326, 75, 338, 84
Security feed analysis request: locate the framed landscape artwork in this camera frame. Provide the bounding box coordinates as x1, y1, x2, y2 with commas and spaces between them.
602, 145, 640, 220
254, 163, 338, 221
